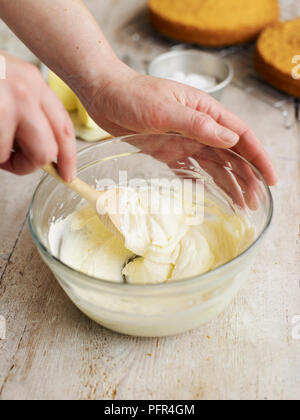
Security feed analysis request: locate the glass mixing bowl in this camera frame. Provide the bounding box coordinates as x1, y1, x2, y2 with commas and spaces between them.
29, 134, 273, 337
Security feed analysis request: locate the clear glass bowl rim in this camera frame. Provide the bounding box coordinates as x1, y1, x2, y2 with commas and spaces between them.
28, 134, 273, 292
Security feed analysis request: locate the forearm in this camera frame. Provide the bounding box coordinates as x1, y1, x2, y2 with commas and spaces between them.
0, 0, 125, 103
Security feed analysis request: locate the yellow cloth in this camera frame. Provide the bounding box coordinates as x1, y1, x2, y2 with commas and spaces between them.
48, 71, 111, 142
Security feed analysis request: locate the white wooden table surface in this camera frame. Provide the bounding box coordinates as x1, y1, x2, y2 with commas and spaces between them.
0, 0, 300, 400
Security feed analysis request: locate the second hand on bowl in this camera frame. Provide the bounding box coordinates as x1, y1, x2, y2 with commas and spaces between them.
43, 163, 125, 242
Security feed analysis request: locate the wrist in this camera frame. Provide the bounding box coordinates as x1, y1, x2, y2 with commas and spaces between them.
67, 48, 136, 110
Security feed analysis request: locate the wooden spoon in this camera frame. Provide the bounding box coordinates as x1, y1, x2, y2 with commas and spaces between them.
43, 163, 124, 241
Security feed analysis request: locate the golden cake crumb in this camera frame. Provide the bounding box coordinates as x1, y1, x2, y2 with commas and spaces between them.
255, 19, 300, 97
149, 0, 279, 47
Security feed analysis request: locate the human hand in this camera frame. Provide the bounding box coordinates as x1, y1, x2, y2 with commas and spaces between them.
0, 53, 77, 181
127, 134, 264, 210
87, 64, 277, 186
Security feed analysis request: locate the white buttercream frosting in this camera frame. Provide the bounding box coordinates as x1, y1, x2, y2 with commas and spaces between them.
48, 183, 254, 285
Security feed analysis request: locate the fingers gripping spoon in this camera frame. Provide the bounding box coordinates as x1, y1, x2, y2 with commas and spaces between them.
43, 163, 125, 242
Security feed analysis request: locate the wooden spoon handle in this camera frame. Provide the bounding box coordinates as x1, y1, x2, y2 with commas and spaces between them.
43, 163, 100, 208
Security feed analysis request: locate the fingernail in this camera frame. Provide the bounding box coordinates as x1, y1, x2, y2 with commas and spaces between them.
216, 126, 239, 146
65, 170, 76, 183
71, 169, 77, 182
64, 119, 75, 137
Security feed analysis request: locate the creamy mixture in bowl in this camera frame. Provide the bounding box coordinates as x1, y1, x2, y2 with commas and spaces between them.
29, 134, 273, 337
49, 186, 254, 285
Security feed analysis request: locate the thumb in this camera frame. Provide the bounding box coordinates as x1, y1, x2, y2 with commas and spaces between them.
162, 104, 239, 148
